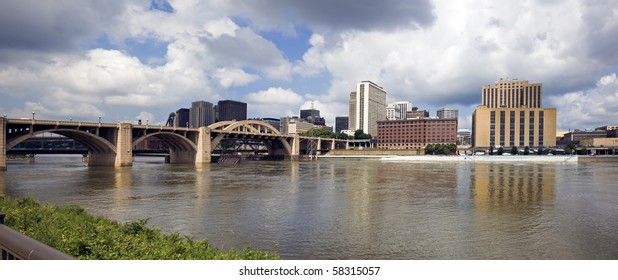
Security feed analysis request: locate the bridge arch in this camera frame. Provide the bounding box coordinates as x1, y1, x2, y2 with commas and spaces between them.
6, 129, 118, 166
132, 132, 198, 164
208, 120, 292, 156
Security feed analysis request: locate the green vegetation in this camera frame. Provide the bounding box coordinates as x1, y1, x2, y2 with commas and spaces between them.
0, 196, 279, 260
353, 129, 372, 140
299, 127, 352, 139
424, 143, 457, 155
524, 146, 530, 155
510, 146, 518, 155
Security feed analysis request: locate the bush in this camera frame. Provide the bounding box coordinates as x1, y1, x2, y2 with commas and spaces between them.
0, 196, 279, 260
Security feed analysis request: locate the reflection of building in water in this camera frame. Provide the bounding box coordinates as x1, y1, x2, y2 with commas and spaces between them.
471, 163, 555, 211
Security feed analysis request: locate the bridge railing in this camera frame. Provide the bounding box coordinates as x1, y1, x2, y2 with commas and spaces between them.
0, 212, 74, 260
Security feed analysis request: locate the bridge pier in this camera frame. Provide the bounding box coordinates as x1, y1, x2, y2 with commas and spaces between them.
115, 123, 133, 167
1, 118, 6, 171
195, 127, 211, 164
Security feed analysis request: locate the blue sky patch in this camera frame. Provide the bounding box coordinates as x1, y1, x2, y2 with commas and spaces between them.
150, 0, 174, 13
259, 26, 313, 62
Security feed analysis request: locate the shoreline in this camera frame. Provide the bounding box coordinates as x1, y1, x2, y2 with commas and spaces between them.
319, 154, 618, 162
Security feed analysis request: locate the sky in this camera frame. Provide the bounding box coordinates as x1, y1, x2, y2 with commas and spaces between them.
1, 0, 617, 132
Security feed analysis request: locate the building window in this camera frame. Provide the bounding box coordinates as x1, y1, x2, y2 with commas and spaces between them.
499, 111, 505, 146
490, 111, 496, 146
519, 111, 525, 147
529, 111, 535, 146
539, 111, 544, 146
509, 111, 515, 146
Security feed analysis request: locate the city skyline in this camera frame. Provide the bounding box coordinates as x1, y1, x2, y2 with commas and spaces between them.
1, 1, 617, 131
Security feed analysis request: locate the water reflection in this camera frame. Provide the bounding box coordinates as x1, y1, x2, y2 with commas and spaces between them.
471, 163, 556, 212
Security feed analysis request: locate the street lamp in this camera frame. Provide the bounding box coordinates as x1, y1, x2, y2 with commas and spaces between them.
3, 114, 6, 118
32, 111, 35, 120
146, 119, 149, 125
69, 117, 72, 122
98, 116, 102, 123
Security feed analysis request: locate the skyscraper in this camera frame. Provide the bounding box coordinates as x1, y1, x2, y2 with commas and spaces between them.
190, 101, 215, 128
349, 81, 386, 137
216, 100, 247, 121
392, 101, 411, 120
386, 104, 401, 120
348, 92, 357, 131
175, 108, 190, 127
437, 108, 458, 119
472, 79, 556, 148
335, 116, 349, 133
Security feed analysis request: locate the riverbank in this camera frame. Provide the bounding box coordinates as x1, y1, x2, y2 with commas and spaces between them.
0, 196, 279, 260
321, 154, 618, 162
319, 154, 615, 162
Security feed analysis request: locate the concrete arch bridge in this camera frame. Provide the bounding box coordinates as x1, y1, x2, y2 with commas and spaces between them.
1, 117, 348, 170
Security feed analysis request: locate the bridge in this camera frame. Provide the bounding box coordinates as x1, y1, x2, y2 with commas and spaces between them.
0, 117, 348, 170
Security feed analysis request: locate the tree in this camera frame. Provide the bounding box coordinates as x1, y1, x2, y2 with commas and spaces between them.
353, 129, 372, 139
497, 147, 504, 155
489, 145, 495, 155
511, 146, 518, 155
425, 144, 434, 155
301, 128, 335, 138
537, 147, 544, 155
565, 143, 576, 155
581, 147, 588, 155
524, 146, 530, 155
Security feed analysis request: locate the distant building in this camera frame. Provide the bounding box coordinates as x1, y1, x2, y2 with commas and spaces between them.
377, 118, 457, 150
335, 116, 349, 133
300, 108, 326, 125
190, 101, 215, 128
457, 129, 471, 145
392, 101, 411, 120
472, 79, 557, 148
349, 81, 387, 138
562, 130, 608, 144
175, 108, 190, 127
286, 118, 314, 135
216, 100, 247, 122
438, 108, 458, 119
406, 107, 429, 119
386, 104, 401, 120
348, 92, 357, 132
260, 118, 281, 132
595, 125, 618, 131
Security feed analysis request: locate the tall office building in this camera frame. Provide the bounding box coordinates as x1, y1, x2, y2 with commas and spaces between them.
385, 104, 401, 120
348, 92, 357, 131
349, 81, 387, 137
437, 108, 458, 119
472, 80, 556, 148
190, 101, 215, 128
216, 100, 247, 121
335, 116, 349, 133
175, 108, 190, 127
392, 101, 411, 120
300, 108, 325, 125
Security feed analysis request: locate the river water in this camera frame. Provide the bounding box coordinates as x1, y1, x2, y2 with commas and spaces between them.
1, 156, 617, 259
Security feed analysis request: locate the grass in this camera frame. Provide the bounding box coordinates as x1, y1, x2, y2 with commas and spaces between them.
0, 196, 279, 260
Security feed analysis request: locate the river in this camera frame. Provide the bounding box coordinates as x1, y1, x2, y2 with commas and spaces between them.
1, 156, 617, 259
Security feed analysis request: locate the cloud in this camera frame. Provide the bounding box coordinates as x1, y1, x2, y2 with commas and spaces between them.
246, 87, 305, 117
0, 0, 129, 57
224, 0, 435, 32
213, 68, 259, 88
547, 73, 618, 130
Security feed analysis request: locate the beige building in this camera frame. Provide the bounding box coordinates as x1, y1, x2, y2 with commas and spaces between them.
349, 81, 386, 138
473, 80, 557, 148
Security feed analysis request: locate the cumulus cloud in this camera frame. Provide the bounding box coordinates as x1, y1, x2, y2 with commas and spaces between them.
222, 0, 435, 32
547, 73, 618, 130
213, 68, 259, 88
246, 87, 305, 117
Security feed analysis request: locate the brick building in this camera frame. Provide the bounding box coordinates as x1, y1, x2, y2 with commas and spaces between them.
377, 118, 457, 149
